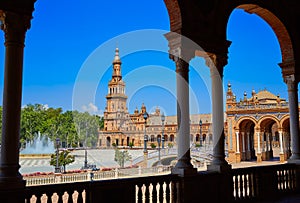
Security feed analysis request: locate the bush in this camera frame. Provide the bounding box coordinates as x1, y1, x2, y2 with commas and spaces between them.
168, 143, 173, 148
150, 143, 156, 149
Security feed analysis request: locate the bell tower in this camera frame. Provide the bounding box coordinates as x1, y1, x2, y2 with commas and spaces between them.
104, 48, 129, 132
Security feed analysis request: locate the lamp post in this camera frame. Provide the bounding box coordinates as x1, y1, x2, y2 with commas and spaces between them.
55, 138, 61, 173
84, 122, 88, 169
199, 119, 203, 147
143, 111, 148, 154
157, 136, 161, 165
161, 113, 165, 149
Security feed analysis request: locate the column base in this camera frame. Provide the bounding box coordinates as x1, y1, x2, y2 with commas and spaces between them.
280, 153, 285, 163
235, 152, 241, 163
207, 163, 232, 173
171, 167, 197, 177
246, 151, 251, 160
256, 153, 262, 163
241, 152, 246, 161
262, 151, 267, 161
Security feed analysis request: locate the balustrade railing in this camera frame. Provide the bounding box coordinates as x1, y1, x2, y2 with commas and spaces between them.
232, 164, 298, 202
23, 166, 172, 186
24, 164, 299, 203
25, 174, 178, 203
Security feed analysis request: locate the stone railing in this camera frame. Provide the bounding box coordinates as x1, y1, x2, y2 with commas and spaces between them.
231, 164, 298, 202
25, 174, 178, 203
24, 166, 172, 186
228, 103, 291, 110
24, 164, 299, 203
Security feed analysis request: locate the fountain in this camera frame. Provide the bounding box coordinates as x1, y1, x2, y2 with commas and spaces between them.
20, 132, 55, 157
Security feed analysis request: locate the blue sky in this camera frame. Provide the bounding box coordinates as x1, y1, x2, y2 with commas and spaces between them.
0, 1, 288, 116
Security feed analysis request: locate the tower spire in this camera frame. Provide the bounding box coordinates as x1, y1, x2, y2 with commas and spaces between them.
112, 47, 122, 80
113, 47, 121, 64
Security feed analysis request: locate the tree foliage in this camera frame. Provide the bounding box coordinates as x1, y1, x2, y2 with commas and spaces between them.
50, 150, 75, 173
114, 148, 131, 168
0, 104, 105, 147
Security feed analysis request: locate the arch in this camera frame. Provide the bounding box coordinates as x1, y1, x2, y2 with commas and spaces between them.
235, 116, 258, 129
195, 134, 200, 142
236, 4, 294, 65
169, 134, 175, 142
202, 134, 207, 142
163, 0, 182, 32
257, 115, 280, 128
163, 134, 168, 142
106, 136, 111, 147
150, 135, 155, 142
279, 114, 290, 128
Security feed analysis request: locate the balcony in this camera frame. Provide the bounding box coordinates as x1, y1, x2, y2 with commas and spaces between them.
22, 163, 299, 203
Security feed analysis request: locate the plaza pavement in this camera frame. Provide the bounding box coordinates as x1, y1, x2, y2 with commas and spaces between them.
19, 149, 146, 174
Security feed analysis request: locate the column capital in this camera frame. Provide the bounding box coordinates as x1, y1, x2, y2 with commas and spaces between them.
204, 53, 228, 77
0, 10, 32, 47
164, 31, 195, 63
279, 60, 296, 77
284, 74, 298, 91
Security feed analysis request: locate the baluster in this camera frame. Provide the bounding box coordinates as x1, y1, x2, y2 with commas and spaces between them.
283, 170, 286, 190
152, 183, 158, 203
159, 181, 164, 203
137, 184, 143, 203
234, 175, 239, 200
248, 173, 253, 198
144, 183, 150, 203
240, 174, 244, 199
77, 189, 84, 203
280, 170, 284, 190
244, 174, 248, 198
288, 169, 293, 190
165, 181, 171, 203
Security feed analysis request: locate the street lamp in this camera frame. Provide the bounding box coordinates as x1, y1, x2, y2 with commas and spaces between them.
161, 113, 165, 149
157, 136, 162, 166
199, 119, 203, 147
84, 122, 88, 169
55, 138, 61, 173
143, 111, 148, 153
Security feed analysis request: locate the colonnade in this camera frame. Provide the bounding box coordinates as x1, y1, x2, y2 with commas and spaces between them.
235, 129, 291, 162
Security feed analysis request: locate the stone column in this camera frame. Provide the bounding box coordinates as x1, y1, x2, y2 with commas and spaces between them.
0, 10, 33, 201
246, 132, 251, 160
269, 132, 273, 159
256, 131, 262, 162
236, 131, 240, 153
284, 75, 300, 163
279, 131, 285, 162
171, 54, 196, 176
241, 132, 246, 160
235, 131, 241, 163
205, 54, 231, 172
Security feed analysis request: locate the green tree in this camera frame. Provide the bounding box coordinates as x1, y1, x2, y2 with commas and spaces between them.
73, 111, 99, 148
50, 150, 75, 173
114, 148, 131, 168
20, 104, 48, 147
